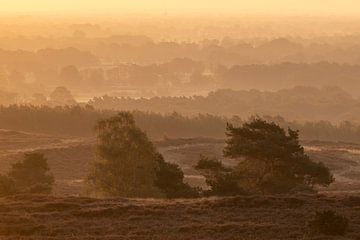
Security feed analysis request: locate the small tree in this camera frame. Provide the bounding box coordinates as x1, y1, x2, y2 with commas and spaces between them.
0, 153, 54, 195
196, 118, 334, 195
9, 153, 54, 194
88, 112, 161, 197
88, 112, 196, 198
223, 118, 334, 194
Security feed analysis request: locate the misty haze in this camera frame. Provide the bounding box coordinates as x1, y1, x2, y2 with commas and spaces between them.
0, 1, 360, 239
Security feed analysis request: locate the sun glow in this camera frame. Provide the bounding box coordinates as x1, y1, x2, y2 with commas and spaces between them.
1, 0, 360, 15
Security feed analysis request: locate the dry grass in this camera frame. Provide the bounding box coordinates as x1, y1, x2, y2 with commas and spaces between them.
0, 194, 359, 239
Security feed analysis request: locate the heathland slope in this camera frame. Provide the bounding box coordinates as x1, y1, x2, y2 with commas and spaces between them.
0, 194, 359, 239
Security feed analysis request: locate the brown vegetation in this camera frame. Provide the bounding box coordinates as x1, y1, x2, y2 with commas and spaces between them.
0, 194, 359, 239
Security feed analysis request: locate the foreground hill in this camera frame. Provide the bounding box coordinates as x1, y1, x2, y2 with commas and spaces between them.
0, 194, 359, 239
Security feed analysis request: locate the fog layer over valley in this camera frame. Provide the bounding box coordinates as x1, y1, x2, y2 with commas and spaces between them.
1, 11, 360, 240
3, 17, 360, 100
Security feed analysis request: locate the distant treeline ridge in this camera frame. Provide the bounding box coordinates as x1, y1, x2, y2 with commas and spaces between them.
0, 105, 360, 143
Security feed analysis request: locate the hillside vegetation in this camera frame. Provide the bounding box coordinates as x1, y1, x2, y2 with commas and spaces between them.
0, 194, 359, 239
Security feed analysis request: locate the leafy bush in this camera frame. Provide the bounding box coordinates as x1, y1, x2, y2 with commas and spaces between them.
308, 210, 349, 236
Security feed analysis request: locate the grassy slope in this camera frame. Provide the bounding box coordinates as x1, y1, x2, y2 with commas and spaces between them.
0, 194, 359, 239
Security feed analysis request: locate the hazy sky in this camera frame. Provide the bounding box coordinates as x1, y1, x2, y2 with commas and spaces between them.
0, 0, 359, 15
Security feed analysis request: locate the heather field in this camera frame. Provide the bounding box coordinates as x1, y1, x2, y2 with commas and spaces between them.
0, 194, 359, 240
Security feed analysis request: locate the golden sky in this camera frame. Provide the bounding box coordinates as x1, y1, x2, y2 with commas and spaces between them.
0, 0, 359, 15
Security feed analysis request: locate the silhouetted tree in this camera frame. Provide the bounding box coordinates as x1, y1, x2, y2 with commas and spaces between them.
223, 118, 334, 194
88, 112, 162, 197
7, 153, 54, 194
88, 112, 198, 198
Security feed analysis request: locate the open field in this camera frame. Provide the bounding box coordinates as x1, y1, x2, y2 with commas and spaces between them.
0, 194, 359, 239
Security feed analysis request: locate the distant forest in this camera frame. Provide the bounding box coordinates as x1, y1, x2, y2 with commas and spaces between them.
1, 105, 360, 143
89, 86, 360, 122
3, 36, 360, 98
3, 35, 360, 66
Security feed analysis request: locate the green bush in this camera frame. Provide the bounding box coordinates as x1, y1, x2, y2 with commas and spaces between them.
308, 210, 349, 236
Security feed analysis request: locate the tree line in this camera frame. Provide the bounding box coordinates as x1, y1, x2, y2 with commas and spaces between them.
0, 105, 360, 143
89, 86, 360, 122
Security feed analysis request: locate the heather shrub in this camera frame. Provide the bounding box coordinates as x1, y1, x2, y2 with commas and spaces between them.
307, 210, 349, 236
